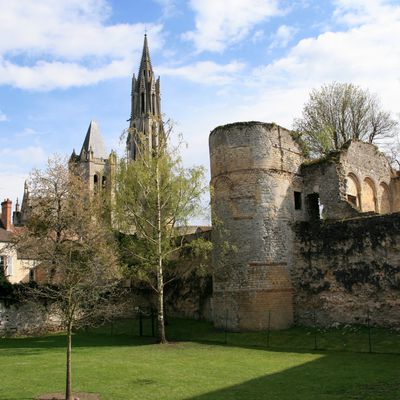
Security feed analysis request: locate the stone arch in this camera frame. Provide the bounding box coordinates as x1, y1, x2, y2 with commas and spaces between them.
378, 182, 391, 214
361, 177, 377, 212
345, 173, 361, 209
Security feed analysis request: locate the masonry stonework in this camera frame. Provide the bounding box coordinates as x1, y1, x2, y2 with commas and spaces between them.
210, 122, 304, 330
209, 121, 400, 331
293, 214, 400, 327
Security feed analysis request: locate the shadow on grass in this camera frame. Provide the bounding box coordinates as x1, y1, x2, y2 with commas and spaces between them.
181, 351, 400, 400
0, 332, 157, 355
1, 318, 400, 400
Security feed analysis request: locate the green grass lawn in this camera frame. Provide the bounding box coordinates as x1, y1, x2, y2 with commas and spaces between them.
1, 318, 400, 400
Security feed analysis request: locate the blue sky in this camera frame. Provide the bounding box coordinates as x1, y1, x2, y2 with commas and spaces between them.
0, 0, 399, 205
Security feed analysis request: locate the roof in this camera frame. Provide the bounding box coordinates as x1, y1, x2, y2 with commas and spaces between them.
174, 225, 212, 236
80, 120, 108, 159
0, 227, 12, 242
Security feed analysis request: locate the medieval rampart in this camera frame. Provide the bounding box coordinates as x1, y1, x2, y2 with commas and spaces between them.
293, 214, 400, 327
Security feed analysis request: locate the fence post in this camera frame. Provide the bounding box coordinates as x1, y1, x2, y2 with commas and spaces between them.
313, 310, 318, 350
224, 309, 228, 345
151, 308, 155, 337
367, 310, 372, 353
139, 311, 143, 337
267, 310, 271, 348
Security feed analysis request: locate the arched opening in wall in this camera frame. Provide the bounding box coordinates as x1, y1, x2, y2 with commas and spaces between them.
152, 94, 156, 115
94, 174, 98, 187
345, 173, 361, 209
102, 176, 107, 189
379, 182, 391, 214
361, 178, 377, 212
141, 92, 145, 114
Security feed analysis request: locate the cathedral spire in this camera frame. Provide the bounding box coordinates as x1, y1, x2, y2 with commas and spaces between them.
127, 34, 163, 160
138, 34, 153, 80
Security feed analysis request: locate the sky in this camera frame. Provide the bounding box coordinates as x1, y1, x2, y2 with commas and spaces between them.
0, 0, 399, 206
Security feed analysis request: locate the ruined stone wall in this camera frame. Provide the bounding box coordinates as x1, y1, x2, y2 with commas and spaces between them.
0, 300, 62, 336
293, 213, 400, 327
210, 122, 304, 330
339, 141, 393, 213
301, 159, 359, 220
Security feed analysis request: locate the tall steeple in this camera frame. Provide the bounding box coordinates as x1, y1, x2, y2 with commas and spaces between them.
127, 34, 163, 160
80, 120, 108, 160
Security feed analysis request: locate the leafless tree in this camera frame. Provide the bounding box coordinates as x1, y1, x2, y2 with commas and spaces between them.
13, 156, 121, 400
293, 82, 399, 157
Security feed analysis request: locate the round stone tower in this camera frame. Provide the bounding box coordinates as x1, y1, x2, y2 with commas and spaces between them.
209, 122, 305, 330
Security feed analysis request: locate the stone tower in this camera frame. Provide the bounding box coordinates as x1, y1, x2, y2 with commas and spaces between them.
70, 120, 116, 194
127, 34, 163, 160
210, 122, 305, 331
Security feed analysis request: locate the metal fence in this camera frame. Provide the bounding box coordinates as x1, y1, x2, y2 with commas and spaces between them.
102, 309, 400, 355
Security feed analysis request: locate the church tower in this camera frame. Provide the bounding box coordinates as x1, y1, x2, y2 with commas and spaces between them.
69, 120, 116, 194
127, 34, 163, 160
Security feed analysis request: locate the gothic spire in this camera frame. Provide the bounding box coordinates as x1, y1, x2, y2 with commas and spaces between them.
138, 34, 153, 79
127, 34, 163, 160
80, 120, 108, 159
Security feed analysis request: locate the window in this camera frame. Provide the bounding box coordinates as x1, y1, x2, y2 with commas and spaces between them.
29, 268, 35, 282
307, 193, 321, 221
6, 256, 13, 276
141, 92, 145, 114
294, 191, 302, 210
102, 176, 107, 189
0, 256, 5, 277
347, 194, 357, 207
0, 255, 13, 276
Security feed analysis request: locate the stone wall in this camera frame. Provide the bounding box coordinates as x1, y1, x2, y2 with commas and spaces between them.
301, 159, 359, 220
210, 122, 304, 330
0, 300, 61, 336
293, 213, 400, 327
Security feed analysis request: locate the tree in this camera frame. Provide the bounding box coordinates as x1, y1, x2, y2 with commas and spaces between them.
293, 82, 398, 157
115, 126, 206, 343
13, 156, 120, 400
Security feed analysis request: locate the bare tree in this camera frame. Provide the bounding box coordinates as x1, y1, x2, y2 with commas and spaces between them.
13, 156, 121, 400
115, 124, 206, 343
293, 82, 398, 157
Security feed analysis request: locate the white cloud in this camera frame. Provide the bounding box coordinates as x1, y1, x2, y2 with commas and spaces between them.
247, 0, 400, 125
183, 0, 282, 52
252, 30, 266, 43
0, 110, 8, 121
1, 146, 47, 164
153, 0, 179, 18
269, 25, 297, 49
333, 0, 394, 26
0, 0, 163, 90
159, 60, 245, 85
0, 172, 27, 205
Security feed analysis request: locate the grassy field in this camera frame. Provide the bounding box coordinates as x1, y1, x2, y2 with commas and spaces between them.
1, 318, 400, 400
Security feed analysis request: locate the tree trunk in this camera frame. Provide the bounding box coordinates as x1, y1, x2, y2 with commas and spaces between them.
65, 321, 73, 400
157, 263, 166, 343
155, 147, 167, 344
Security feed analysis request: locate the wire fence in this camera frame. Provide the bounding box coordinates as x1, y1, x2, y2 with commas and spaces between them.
97, 308, 400, 355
